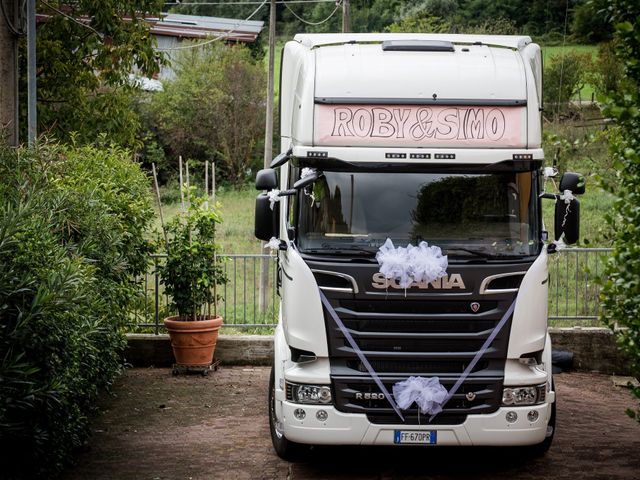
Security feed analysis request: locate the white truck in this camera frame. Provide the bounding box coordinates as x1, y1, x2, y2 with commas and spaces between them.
254, 33, 584, 457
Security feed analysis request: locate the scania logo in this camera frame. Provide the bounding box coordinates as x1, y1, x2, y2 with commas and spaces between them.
371, 272, 466, 290
355, 392, 385, 400
470, 302, 480, 313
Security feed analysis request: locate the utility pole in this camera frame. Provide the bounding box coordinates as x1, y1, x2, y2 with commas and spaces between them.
342, 0, 350, 33
0, 0, 19, 146
259, 0, 277, 312
27, 0, 36, 146
263, 0, 276, 168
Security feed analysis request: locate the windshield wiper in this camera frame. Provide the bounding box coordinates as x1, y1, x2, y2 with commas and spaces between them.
303, 246, 376, 256
444, 247, 502, 259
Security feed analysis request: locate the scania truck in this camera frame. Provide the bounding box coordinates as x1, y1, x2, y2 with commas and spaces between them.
254, 33, 584, 457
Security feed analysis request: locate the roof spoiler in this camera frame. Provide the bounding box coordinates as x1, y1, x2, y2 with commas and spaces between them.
381, 40, 455, 52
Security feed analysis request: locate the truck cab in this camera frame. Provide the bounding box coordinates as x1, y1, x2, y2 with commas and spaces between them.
255, 33, 583, 456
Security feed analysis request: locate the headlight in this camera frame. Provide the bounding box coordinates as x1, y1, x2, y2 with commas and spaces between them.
502, 384, 546, 406
286, 382, 332, 405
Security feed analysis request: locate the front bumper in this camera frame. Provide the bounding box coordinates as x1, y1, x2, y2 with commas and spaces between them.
280, 400, 553, 446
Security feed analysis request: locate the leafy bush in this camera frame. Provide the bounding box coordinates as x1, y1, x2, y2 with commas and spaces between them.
599, 0, 640, 422
0, 141, 154, 477
543, 51, 593, 117
144, 43, 266, 185
591, 41, 626, 96
159, 192, 228, 320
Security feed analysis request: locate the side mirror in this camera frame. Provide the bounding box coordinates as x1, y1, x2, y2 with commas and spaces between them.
255, 169, 278, 191
254, 193, 279, 241
559, 172, 586, 195
270, 148, 292, 169
293, 171, 320, 190
554, 197, 580, 244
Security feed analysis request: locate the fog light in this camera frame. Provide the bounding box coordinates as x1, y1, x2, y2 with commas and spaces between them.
293, 408, 306, 420
316, 410, 328, 422
527, 410, 539, 422
506, 411, 518, 423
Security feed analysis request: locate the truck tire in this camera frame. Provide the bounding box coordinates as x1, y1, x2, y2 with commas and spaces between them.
269, 366, 303, 460
527, 378, 556, 456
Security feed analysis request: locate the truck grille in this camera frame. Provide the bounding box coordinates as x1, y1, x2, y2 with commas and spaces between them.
324, 296, 515, 425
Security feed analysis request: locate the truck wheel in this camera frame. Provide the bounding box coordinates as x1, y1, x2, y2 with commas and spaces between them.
527, 379, 556, 456
269, 366, 302, 460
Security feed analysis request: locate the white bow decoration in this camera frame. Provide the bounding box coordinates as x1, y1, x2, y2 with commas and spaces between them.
300, 167, 315, 179
392, 376, 449, 416
376, 239, 414, 289
267, 189, 280, 210
264, 237, 281, 251
408, 242, 448, 284
560, 189, 575, 204
376, 238, 448, 289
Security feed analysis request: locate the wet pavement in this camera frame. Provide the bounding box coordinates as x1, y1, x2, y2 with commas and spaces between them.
63, 367, 640, 480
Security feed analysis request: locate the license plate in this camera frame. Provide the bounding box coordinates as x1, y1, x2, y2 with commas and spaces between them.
393, 430, 437, 445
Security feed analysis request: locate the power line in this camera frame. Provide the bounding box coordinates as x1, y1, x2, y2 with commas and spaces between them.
283, 0, 341, 26
41, 0, 104, 38
157, 0, 268, 51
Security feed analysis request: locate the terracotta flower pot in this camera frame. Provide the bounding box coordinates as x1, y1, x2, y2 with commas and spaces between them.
164, 316, 223, 366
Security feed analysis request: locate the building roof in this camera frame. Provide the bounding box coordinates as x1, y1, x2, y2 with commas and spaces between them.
150, 13, 264, 43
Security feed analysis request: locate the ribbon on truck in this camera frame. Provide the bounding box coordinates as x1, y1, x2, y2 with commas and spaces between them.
316, 238, 517, 422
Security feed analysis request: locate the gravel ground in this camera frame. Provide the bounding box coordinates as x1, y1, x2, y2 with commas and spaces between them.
62, 367, 640, 480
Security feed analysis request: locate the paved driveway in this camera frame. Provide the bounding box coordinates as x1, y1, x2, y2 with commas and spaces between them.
63, 367, 639, 480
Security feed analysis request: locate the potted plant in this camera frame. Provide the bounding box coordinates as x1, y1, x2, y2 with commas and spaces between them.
159, 190, 228, 367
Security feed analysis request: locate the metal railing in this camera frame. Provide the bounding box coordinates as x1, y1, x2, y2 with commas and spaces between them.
131, 253, 279, 334
129, 248, 612, 333
548, 247, 611, 323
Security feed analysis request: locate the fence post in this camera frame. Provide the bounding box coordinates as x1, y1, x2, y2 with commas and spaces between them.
258, 256, 270, 312
154, 256, 160, 335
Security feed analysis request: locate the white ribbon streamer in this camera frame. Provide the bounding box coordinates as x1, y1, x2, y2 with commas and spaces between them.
267, 189, 280, 210
392, 376, 448, 416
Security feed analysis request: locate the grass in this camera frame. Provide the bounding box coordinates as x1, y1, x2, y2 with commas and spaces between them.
155, 185, 263, 254
541, 44, 599, 102
541, 44, 598, 63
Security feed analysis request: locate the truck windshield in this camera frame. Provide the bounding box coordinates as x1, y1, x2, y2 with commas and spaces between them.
296, 169, 541, 259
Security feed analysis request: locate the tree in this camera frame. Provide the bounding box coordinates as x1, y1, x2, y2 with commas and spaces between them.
146, 43, 266, 185
22, 0, 165, 148
599, 0, 640, 422
571, 0, 614, 43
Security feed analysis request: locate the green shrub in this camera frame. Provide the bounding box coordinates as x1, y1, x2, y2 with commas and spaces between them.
0, 141, 154, 477
591, 41, 626, 96
543, 51, 593, 117
599, 0, 640, 422
159, 192, 228, 320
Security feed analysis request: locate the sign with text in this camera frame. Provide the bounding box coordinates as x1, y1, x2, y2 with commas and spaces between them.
314, 104, 526, 148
